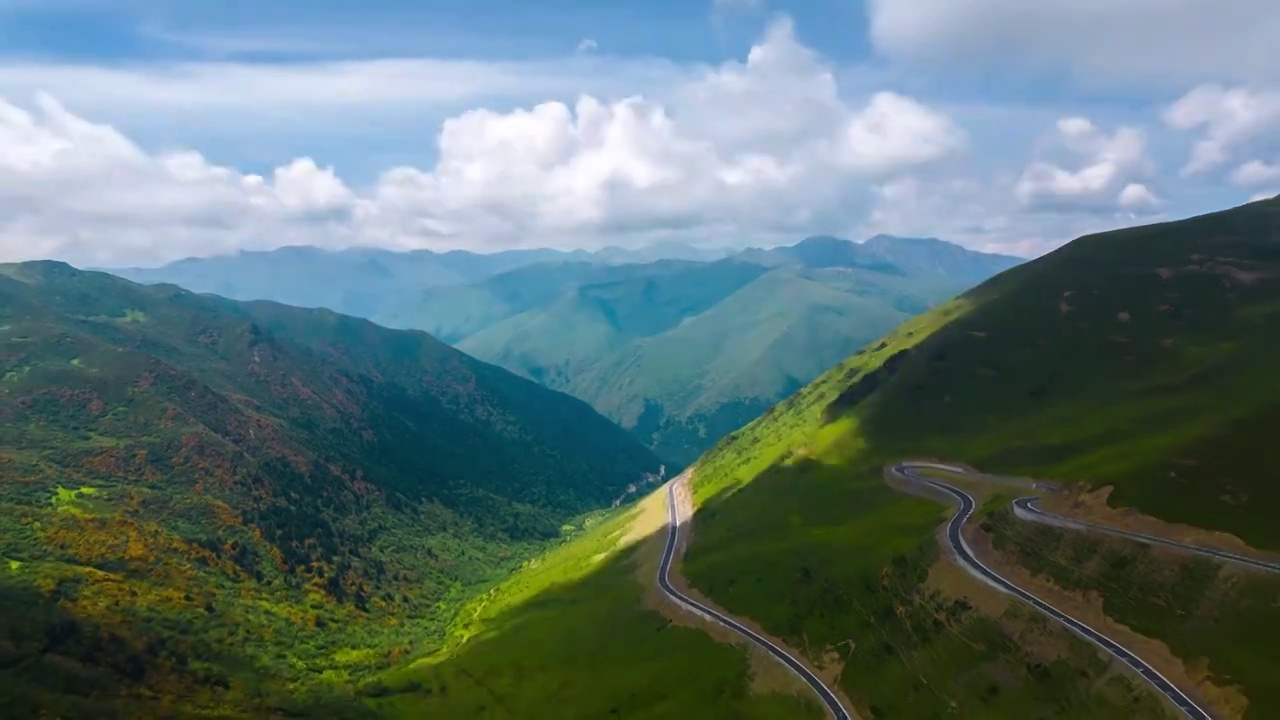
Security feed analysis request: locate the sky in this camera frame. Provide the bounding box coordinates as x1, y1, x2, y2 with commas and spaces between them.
0, 0, 1277, 267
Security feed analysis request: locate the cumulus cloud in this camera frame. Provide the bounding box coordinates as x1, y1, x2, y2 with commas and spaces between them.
862, 173, 1154, 258
1164, 85, 1280, 175
1117, 183, 1160, 210
838, 92, 965, 174
867, 0, 1280, 87
0, 93, 367, 266
0, 20, 967, 266
1014, 117, 1156, 212
1232, 160, 1280, 187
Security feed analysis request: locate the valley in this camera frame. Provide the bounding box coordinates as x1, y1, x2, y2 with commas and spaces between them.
4, 4, 1278, 718
0, 262, 662, 716
116, 235, 1020, 466
361, 197, 1280, 719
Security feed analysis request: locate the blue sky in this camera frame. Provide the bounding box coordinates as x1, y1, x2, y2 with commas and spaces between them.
0, 0, 1276, 266
0, 0, 867, 64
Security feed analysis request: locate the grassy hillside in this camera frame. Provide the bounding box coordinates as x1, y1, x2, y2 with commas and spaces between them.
681, 197, 1280, 717
0, 262, 661, 717
445, 237, 1020, 466
346, 493, 823, 719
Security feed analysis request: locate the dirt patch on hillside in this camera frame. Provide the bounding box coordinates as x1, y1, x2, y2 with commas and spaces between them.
964, 523, 1248, 719
618, 478, 670, 549
1154, 261, 1273, 286
1038, 484, 1280, 565
1204, 261, 1272, 285
923, 528, 1012, 619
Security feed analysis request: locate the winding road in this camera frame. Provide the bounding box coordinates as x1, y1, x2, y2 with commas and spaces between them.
890, 462, 1212, 720
1013, 496, 1280, 574
658, 478, 853, 720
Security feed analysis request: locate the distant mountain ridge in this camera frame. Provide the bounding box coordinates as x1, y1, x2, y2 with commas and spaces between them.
103, 235, 1021, 465
738, 234, 1017, 282
106, 242, 738, 318
397, 235, 1021, 464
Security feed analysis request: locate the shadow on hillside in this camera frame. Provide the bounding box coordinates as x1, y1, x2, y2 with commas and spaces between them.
294, 480, 837, 719
296, 448, 979, 717
0, 580, 144, 719
0, 574, 312, 719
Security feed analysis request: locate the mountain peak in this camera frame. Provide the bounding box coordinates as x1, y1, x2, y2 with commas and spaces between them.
862, 233, 947, 248
795, 234, 852, 246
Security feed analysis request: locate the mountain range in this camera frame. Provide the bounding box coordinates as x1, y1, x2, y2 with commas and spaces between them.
0, 261, 661, 716
108, 242, 736, 320
680, 195, 1280, 718
111, 235, 1022, 465
8, 198, 1280, 718
383, 196, 1280, 718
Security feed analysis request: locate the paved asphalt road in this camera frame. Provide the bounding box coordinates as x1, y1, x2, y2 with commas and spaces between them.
658, 481, 852, 720
891, 463, 1212, 720
1013, 496, 1280, 574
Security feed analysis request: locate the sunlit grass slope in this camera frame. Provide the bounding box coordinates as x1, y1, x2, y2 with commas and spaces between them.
356, 494, 824, 719
685, 197, 1280, 717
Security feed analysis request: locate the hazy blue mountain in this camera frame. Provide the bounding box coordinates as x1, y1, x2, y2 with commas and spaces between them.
859, 234, 1022, 283
105, 243, 736, 320
737, 234, 1020, 278
107, 246, 591, 318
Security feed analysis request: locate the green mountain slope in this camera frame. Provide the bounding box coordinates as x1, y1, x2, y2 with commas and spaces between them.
683, 197, 1280, 717
0, 262, 661, 717
375, 258, 762, 343
451, 239, 1018, 465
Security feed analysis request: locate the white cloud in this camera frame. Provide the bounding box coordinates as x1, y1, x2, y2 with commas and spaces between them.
862, 174, 1155, 258
1117, 183, 1160, 210
0, 20, 967, 266
1164, 85, 1280, 175
0, 56, 685, 118
575, 38, 598, 55
667, 19, 964, 173
0, 93, 366, 266
1231, 159, 1280, 187
1014, 117, 1155, 212
838, 92, 965, 174
867, 0, 1280, 87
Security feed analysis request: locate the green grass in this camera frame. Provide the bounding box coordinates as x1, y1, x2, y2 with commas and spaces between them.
345, 500, 824, 719
50, 485, 102, 516
984, 508, 1280, 719
677, 198, 1280, 716
0, 260, 663, 715
377, 242, 1015, 467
